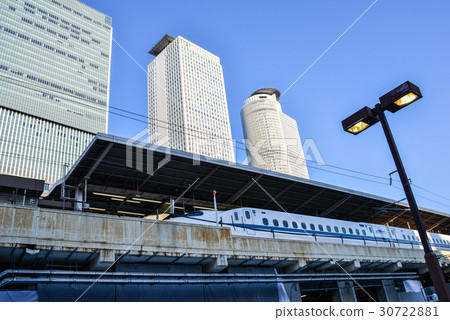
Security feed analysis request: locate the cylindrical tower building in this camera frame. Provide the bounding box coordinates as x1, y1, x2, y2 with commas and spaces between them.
241, 88, 309, 179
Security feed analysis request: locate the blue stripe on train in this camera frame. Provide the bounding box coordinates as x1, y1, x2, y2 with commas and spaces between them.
232, 223, 450, 249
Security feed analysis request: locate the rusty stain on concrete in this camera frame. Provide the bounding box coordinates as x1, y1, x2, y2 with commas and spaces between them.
0, 203, 447, 266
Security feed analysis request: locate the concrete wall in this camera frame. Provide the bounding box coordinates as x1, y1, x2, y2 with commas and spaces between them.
0, 204, 448, 266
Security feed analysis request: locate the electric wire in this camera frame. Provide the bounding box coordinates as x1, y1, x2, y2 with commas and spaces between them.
3, 74, 450, 209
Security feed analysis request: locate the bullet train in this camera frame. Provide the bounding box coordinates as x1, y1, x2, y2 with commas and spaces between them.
171, 207, 450, 251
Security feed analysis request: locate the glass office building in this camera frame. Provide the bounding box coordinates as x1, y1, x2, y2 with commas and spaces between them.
0, 0, 112, 187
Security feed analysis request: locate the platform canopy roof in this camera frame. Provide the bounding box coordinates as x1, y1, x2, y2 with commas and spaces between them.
45, 133, 449, 234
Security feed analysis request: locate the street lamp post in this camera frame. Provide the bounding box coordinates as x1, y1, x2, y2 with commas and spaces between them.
342, 81, 450, 302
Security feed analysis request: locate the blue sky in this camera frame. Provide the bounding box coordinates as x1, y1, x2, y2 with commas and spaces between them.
82, 0, 450, 215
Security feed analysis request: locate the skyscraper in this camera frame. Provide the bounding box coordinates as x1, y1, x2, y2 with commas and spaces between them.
0, 0, 112, 188
241, 88, 309, 179
148, 34, 235, 162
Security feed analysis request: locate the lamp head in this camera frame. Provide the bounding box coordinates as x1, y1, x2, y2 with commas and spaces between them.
379, 81, 422, 113
342, 106, 379, 135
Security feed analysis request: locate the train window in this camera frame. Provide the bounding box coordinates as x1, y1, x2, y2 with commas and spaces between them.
283, 220, 289, 228
356, 229, 360, 235
301, 223, 307, 229
403, 235, 406, 240
362, 230, 366, 236
369, 227, 373, 233
292, 222, 298, 229
261, 211, 266, 214
341, 227, 346, 234
252, 210, 256, 213
234, 212, 239, 221
273, 219, 279, 227
245, 211, 250, 219
416, 237, 420, 241
349, 228, 354, 235
326, 226, 332, 232
310, 224, 316, 231
318, 225, 324, 231
334, 226, 339, 233
407, 235, 411, 240
262, 218, 269, 226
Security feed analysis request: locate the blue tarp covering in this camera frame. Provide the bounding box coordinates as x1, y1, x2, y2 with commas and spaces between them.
0, 291, 38, 302
37, 283, 282, 302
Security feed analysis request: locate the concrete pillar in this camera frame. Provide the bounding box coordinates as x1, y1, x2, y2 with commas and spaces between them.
377, 280, 399, 302
205, 255, 228, 273
344, 260, 361, 273
316, 260, 336, 272
384, 261, 402, 273
283, 282, 302, 302
283, 259, 307, 274
331, 281, 357, 302
74, 188, 83, 211
90, 249, 116, 271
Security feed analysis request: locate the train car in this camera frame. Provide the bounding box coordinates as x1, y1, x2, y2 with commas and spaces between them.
171, 207, 450, 252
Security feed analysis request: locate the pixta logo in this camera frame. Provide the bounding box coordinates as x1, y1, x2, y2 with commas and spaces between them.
125, 129, 171, 175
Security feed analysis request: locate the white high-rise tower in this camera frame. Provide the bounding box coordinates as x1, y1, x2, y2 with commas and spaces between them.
241, 88, 309, 179
147, 34, 235, 162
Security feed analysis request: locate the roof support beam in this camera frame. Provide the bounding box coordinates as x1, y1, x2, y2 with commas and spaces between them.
263, 182, 296, 207
84, 143, 113, 181
190, 167, 219, 191
238, 256, 255, 266
426, 217, 449, 232
273, 257, 289, 267
171, 253, 186, 264
196, 254, 212, 265
144, 252, 159, 263
381, 210, 406, 226
227, 175, 262, 203
256, 257, 272, 266
321, 195, 353, 217
10, 244, 18, 257
294, 190, 325, 211
43, 246, 54, 260
84, 250, 99, 262
347, 200, 372, 218
116, 250, 130, 262
65, 248, 78, 260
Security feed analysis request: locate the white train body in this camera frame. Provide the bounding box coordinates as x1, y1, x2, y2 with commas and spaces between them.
171, 207, 450, 251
